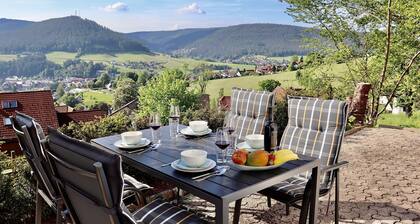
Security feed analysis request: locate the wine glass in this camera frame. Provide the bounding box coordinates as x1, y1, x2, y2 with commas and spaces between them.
215, 127, 230, 164
224, 124, 236, 156
169, 104, 180, 137
149, 112, 161, 144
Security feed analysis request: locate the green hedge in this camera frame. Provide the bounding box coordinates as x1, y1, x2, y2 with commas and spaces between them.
0, 153, 35, 224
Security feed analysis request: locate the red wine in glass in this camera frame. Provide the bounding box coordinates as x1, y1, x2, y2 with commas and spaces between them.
215, 140, 230, 150
149, 124, 161, 130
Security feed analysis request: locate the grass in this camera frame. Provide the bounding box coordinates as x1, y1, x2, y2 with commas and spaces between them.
45, 52, 77, 64
378, 111, 420, 128
206, 70, 299, 100
45, 51, 254, 70
81, 90, 114, 107
205, 63, 349, 100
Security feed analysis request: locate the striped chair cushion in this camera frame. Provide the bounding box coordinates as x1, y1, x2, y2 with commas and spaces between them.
224, 87, 274, 140
279, 98, 348, 187
133, 199, 206, 224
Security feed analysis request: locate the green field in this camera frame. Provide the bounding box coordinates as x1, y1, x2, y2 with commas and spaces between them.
45, 51, 254, 71
206, 63, 348, 100
81, 90, 113, 107
378, 111, 420, 128
206, 70, 299, 100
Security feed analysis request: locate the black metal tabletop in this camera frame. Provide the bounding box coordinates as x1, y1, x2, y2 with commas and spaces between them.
91, 125, 320, 224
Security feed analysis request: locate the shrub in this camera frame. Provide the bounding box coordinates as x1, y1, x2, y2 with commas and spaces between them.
0, 153, 35, 224
181, 107, 226, 131
259, 79, 281, 92
59, 113, 131, 141
273, 100, 289, 140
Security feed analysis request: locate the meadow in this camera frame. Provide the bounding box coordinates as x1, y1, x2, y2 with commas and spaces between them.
206, 63, 348, 100
45, 51, 254, 71
378, 111, 420, 128
81, 90, 114, 107
206, 71, 299, 100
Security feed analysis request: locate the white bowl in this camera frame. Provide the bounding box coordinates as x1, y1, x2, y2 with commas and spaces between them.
180, 149, 207, 168
245, 134, 265, 149
121, 131, 143, 145
189, 121, 208, 133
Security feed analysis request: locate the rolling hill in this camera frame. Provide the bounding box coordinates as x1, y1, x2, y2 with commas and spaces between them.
0, 18, 33, 32
127, 24, 315, 60
0, 16, 149, 54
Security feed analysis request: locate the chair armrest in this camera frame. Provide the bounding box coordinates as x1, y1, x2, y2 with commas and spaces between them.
321, 161, 349, 173
123, 174, 153, 191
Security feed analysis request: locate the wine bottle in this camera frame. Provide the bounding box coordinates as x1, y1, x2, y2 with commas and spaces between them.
264, 120, 272, 152
270, 122, 278, 151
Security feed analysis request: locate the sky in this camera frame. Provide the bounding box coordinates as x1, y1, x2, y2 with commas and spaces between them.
0, 0, 308, 32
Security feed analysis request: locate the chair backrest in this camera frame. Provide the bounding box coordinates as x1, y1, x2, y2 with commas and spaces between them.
44, 128, 134, 224
279, 97, 348, 187
11, 112, 59, 201
225, 87, 275, 140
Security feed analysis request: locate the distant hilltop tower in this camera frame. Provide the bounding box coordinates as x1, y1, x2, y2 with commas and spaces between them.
74, 10, 80, 17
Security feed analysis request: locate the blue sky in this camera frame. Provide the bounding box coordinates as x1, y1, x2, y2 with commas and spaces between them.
0, 0, 307, 32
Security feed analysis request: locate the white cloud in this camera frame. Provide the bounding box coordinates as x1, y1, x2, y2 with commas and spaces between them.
172, 24, 180, 30
103, 2, 128, 12
178, 3, 206, 15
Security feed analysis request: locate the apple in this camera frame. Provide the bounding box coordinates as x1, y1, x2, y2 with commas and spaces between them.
232, 149, 248, 165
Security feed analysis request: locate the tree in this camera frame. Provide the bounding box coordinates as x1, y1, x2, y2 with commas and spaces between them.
218, 88, 225, 99
113, 78, 138, 109
56, 83, 65, 98
280, 0, 420, 124
95, 73, 111, 88
259, 79, 281, 92
138, 69, 200, 124
60, 93, 80, 107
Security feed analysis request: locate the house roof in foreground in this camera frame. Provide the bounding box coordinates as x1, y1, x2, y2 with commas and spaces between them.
0, 90, 59, 140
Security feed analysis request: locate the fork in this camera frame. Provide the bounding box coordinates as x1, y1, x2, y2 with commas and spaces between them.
194, 167, 229, 182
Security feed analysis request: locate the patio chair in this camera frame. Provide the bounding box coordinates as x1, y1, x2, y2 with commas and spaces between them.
224, 87, 275, 140
11, 112, 65, 224
259, 97, 349, 223
42, 128, 206, 224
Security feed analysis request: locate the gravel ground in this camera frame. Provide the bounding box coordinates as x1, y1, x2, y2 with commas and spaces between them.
183, 127, 420, 224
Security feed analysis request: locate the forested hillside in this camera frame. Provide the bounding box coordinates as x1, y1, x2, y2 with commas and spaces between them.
0, 16, 149, 54
0, 18, 33, 32
128, 24, 314, 60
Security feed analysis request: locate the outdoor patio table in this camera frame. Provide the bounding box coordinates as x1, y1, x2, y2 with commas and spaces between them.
91, 125, 321, 224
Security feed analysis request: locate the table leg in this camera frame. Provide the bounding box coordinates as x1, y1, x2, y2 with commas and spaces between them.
233, 199, 242, 224
215, 200, 229, 224
309, 165, 320, 224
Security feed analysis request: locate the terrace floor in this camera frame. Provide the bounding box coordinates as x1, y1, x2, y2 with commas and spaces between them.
184, 127, 420, 223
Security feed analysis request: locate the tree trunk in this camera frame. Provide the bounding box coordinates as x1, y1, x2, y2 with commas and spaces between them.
350, 83, 372, 125
372, 0, 392, 125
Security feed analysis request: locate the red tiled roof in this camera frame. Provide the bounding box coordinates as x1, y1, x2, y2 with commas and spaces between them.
0, 90, 59, 140
55, 105, 74, 113
57, 109, 107, 126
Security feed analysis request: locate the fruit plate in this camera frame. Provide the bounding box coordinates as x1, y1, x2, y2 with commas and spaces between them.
229, 161, 283, 171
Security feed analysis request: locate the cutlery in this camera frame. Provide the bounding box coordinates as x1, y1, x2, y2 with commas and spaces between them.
192, 165, 229, 180
194, 167, 229, 182
161, 162, 173, 167
126, 148, 149, 154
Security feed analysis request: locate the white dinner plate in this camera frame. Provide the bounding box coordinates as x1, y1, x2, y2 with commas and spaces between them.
180, 127, 212, 137
236, 142, 261, 152
171, 159, 216, 173
229, 161, 283, 171
113, 138, 151, 150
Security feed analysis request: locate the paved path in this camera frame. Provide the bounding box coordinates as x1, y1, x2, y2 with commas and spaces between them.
184, 128, 420, 223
